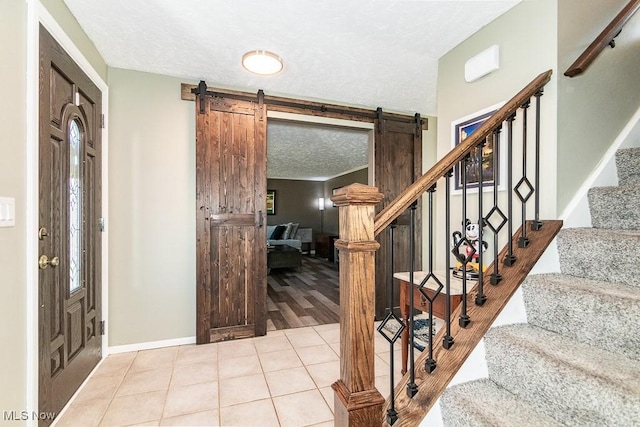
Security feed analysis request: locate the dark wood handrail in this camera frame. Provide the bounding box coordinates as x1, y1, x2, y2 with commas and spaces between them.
373, 69, 553, 236
564, 0, 640, 77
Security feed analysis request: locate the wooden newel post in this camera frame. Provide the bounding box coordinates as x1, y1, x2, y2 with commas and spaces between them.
331, 183, 385, 427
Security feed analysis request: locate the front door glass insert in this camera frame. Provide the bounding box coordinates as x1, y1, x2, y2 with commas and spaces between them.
69, 119, 82, 292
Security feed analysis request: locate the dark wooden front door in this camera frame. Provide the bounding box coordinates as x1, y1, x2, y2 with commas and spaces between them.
374, 118, 422, 319
38, 27, 102, 423
195, 93, 267, 344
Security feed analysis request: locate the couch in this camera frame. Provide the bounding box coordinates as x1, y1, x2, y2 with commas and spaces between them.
266, 223, 303, 250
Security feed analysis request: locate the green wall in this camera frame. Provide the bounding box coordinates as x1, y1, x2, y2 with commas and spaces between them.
0, 1, 28, 420
436, 0, 558, 268
40, 0, 107, 81
557, 0, 640, 213
108, 68, 196, 346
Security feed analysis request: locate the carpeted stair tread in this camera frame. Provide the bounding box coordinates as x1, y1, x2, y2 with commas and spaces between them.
616, 147, 640, 185
485, 324, 640, 426
588, 184, 640, 230
557, 227, 640, 286
441, 379, 564, 427
522, 273, 640, 361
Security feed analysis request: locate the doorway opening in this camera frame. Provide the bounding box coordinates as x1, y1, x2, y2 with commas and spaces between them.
265, 112, 374, 331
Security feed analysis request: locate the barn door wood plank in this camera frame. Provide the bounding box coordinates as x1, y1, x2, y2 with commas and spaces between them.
196, 92, 267, 343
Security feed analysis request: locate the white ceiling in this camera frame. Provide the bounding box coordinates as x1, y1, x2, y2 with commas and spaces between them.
63, 0, 521, 179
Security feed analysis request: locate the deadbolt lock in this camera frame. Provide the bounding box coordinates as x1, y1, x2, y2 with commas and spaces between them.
39, 255, 60, 270
38, 227, 49, 240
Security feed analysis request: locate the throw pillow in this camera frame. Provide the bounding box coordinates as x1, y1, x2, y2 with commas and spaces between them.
270, 225, 286, 240
283, 222, 294, 239
290, 223, 300, 239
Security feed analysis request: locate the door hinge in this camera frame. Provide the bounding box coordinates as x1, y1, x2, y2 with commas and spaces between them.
98, 217, 105, 232
100, 320, 105, 336
100, 113, 105, 129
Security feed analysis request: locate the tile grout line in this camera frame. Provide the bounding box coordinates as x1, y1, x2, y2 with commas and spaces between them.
156, 349, 179, 424
95, 351, 138, 426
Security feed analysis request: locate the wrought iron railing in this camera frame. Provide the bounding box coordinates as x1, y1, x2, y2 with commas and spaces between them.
331, 70, 559, 427
377, 70, 554, 425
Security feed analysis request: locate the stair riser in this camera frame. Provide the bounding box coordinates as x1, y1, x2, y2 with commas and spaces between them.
485, 332, 640, 425
616, 147, 640, 186
588, 186, 640, 230
522, 277, 640, 361
557, 230, 640, 287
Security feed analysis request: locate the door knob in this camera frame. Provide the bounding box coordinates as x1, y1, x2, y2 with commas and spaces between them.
39, 255, 60, 270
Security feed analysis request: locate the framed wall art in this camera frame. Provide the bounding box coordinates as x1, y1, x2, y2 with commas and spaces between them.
451, 102, 505, 193
266, 190, 276, 215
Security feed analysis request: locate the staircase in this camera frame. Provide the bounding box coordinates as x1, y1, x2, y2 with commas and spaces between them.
440, 147, 640, 426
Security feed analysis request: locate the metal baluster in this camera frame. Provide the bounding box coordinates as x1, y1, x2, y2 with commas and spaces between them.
387, 221, 399, 424
532, 89, 544, 231
459, 157, 471, 328
417, 185, 442, 373
376, 221, 404, 425
516, 100, 533, 248
486, 128, 506, 284
504, 114, 517, 266
407, 202, 418, 398
475, 142, 486, 306
443, 171, 454, 350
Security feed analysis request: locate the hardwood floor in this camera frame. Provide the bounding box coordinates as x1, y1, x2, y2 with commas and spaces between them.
267, 255, 340, 331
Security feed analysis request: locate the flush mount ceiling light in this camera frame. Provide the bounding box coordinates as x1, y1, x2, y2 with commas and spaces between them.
242, 50, 283, 75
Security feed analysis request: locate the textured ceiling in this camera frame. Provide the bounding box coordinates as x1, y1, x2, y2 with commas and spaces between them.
63, 0, 521, 179
267, 120, 369, 180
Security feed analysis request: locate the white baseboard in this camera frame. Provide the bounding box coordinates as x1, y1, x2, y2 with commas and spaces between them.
108, 336, 196, 354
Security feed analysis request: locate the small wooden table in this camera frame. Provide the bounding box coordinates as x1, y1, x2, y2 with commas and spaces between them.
393, 270, 468, 374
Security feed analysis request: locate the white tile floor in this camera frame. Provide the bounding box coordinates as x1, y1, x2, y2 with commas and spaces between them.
54, 323, 410, 427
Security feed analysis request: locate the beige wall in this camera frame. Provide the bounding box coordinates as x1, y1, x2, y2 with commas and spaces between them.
40, 0, 107, 81
557, 0, 640, 212
436, 0, 558, 268
108, 68, 196, 346
0, 0, 28, 418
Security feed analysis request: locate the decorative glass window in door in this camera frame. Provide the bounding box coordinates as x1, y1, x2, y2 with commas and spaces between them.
69, 119, 82, 292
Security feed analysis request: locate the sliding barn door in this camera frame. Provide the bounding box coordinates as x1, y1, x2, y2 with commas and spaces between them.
195, 93, 267, 344
374, 117, 422, 319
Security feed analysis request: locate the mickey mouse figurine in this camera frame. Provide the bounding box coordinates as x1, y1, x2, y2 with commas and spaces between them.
451, 218, 488, 279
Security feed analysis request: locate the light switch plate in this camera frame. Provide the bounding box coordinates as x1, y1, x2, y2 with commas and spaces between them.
0, 197, 16, 227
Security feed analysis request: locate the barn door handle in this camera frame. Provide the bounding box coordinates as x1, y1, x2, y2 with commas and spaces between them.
39, 255, 60, 270
258, 211, 264, 227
